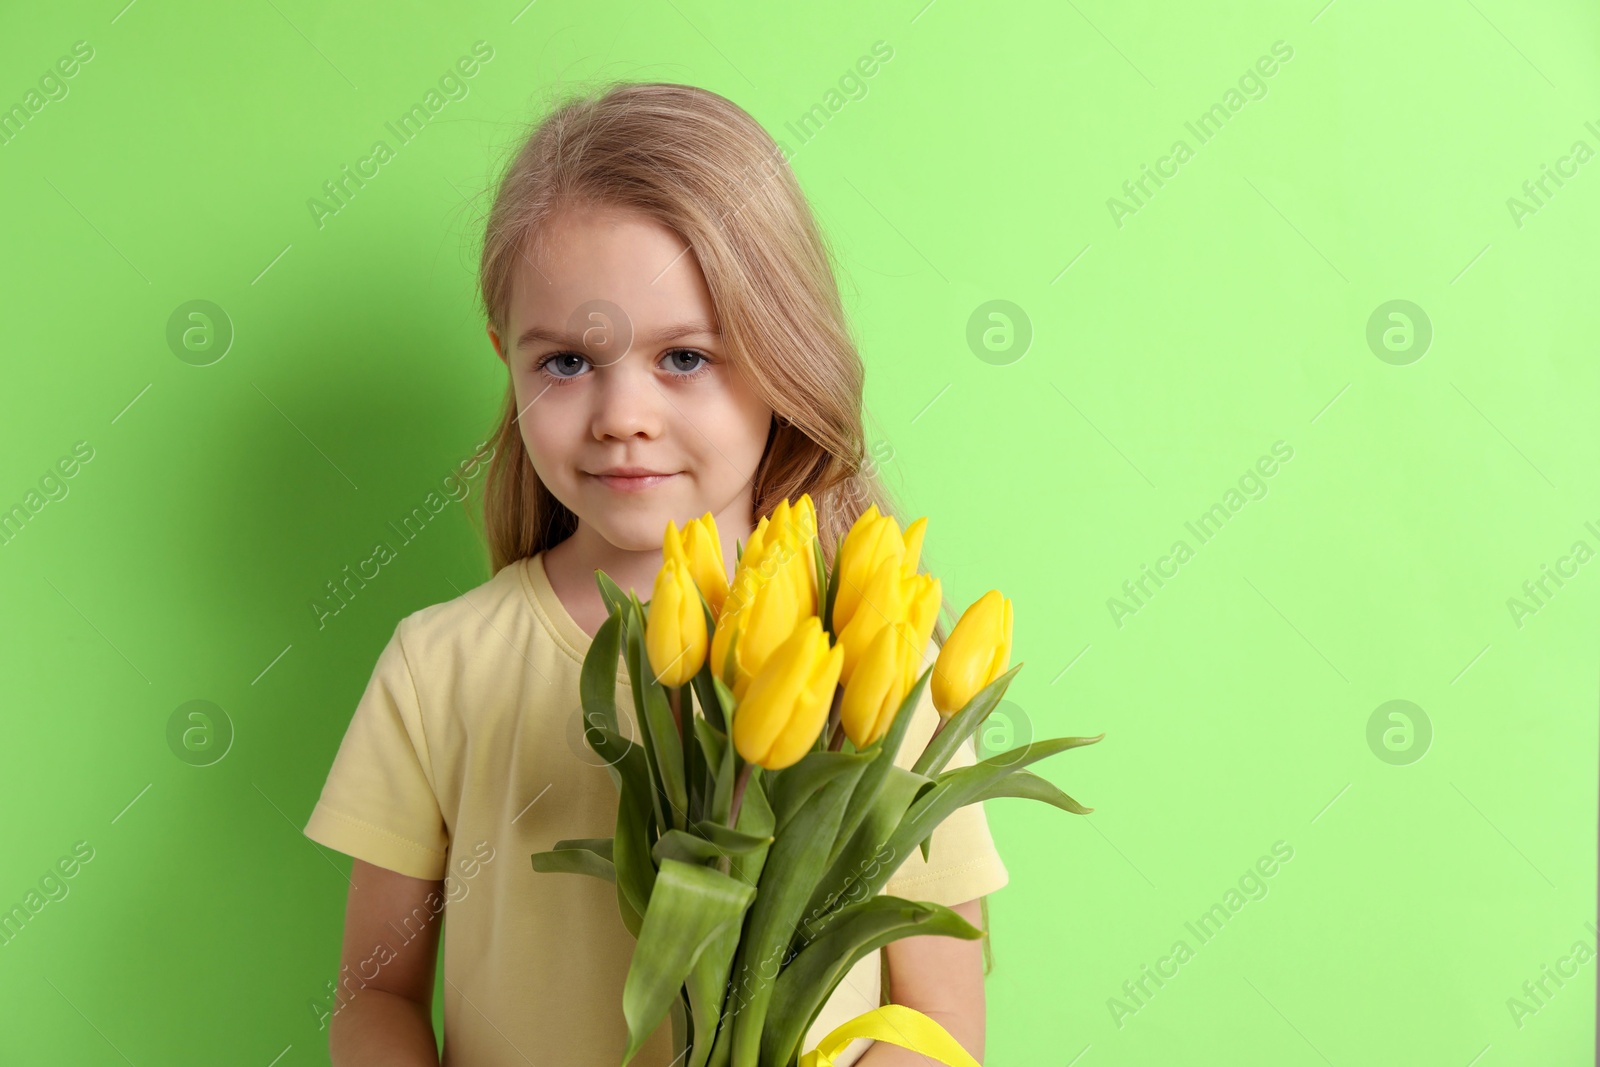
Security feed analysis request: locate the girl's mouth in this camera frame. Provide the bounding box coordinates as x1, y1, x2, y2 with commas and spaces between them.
591, 472, 679, 492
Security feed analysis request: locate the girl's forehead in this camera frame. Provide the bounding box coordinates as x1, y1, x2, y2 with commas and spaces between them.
509, 214, 716, 337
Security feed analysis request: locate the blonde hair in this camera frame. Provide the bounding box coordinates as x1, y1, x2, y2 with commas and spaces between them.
470, 80, 992, 980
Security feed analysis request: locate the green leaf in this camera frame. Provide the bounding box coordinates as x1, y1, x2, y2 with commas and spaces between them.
555, 836, 615, 860
910, 663, 1024, 778
596, 569, 631, 618
529, 838, 617, 882
580, 611, 624, 742
681, 685, 701, 824
684, 773, 777, 1067
619, 601, 669, 834
669, 992, 689, 1066
821, 539, 842, 636
762, 895, 983, 1067
684, 932, 732, 1067
822, 665, 933, 874
627, 593, 691, 833
767, 748, 876, 832
692, 716, 731, 826
800, 764, 930, 927
693, 716, 728, 779
811, 535, 829, 633
711, 675, 737, 725
691, 597, 727, 734
683, 780, 768, 1067
728, 764, 775, 888
653, 825, 774, 866
638, 657, 689, 827
586, 724, 641, 780
619, 859, 756, 1067
878, 734, 1102, 891
726, 752, 872, 1066
697, 819, 777, 854
613, 743, 659, 938
968, 767, 1093, 814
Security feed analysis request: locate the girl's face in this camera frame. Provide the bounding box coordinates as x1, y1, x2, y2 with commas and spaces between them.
488, 202, 775, 555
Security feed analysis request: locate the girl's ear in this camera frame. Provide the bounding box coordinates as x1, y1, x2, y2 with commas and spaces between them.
487, 323, 506, 364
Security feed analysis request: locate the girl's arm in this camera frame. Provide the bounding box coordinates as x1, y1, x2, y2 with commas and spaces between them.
328, 858, 445, 1066
857, 897, 988, 1065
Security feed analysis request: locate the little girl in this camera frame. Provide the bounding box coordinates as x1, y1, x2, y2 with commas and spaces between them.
304, 81, 1008, 1067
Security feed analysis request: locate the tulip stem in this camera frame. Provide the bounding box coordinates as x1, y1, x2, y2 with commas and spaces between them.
728, 760, 753, 829
827, 721, 846, 751
824, 688, 843, 750
928, 714, 951, 746
667, 685, 683, 738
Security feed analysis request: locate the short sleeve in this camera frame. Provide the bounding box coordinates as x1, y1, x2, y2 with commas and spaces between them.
303, 620, 450, 879
881, 645, 1010, 905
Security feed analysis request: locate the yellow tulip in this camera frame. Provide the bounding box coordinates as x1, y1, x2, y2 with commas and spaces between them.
670, 512, 730, 619
833, 507, 929, 634
840, 620, 913, 749
712, 500, 819, 696
899, 573, 942, 690
832, 505, 896, 633
646, 556, 707, 687
898, 516, 927, 578
732, 615, 842, 770
743, 495, 817, 572
835, 554, 907, 687
930, 590, 1013, 717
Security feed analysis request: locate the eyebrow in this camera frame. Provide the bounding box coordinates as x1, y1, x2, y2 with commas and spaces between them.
514, 319, 721, 350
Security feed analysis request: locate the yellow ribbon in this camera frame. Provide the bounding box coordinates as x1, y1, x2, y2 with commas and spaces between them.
799, 1004, 981, 1066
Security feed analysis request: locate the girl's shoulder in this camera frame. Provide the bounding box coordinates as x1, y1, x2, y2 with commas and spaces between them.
392, 555, 539, 668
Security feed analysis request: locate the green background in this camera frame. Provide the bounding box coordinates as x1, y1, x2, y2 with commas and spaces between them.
1, 0, 1595, 1063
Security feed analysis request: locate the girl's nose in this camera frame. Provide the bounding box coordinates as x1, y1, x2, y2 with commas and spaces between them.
590, 352, 666, 441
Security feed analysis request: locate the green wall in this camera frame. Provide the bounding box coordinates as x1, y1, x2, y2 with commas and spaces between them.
1, 1, 1594, 1063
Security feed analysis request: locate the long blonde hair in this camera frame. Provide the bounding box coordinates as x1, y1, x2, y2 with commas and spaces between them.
469, 80, 992, 981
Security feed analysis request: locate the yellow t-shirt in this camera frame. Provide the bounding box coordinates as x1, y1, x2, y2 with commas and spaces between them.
303, 552, 1008, 1067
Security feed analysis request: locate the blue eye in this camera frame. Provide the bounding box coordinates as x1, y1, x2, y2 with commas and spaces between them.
664, 349, 710, 376
532, 348, 713, 385
538, 352, 589, 378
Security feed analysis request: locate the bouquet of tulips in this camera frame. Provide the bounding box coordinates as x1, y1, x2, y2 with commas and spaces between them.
531, 495, 1101, 1067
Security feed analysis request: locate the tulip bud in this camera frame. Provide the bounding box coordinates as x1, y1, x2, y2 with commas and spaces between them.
667, 512, 729, 620
646, 556, 708, 687
713, 539, 813, 699
832, 505, 897, 634
732, 615, 842, 770
930, 590, 1013, 717
835, 554, 908, 687
840, 620, 913, 749
899, 573, 942, 690
898, 516, 927, 579
712, 503, 819, 697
